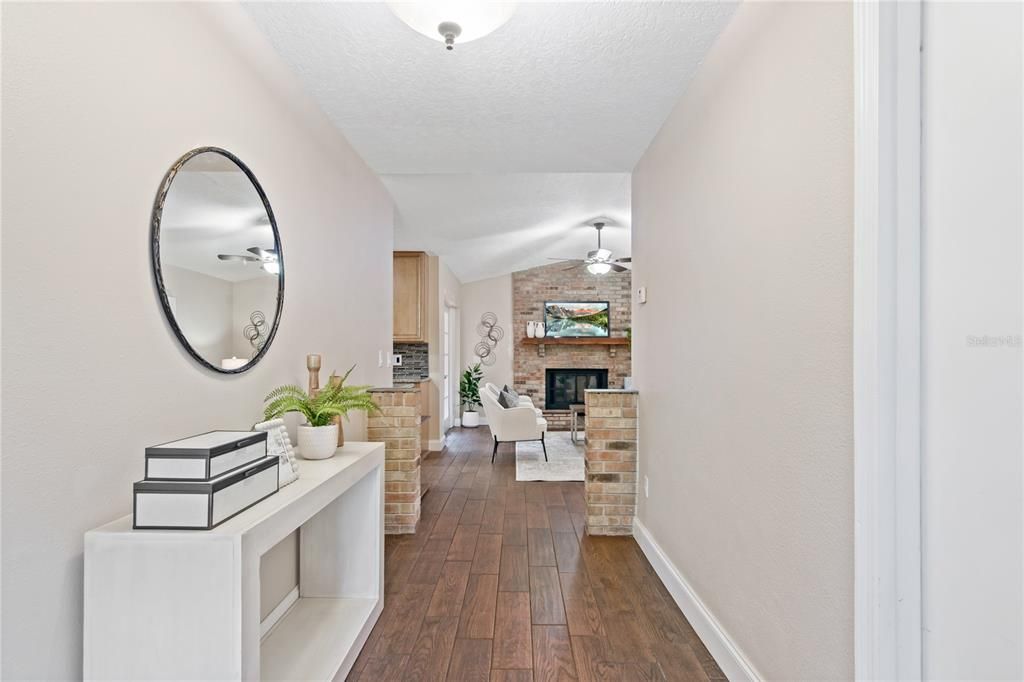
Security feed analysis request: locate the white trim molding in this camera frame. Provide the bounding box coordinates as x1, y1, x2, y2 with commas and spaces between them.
634, 520, 762, 682
259, 586, 299, 640
853, 1, 923, 679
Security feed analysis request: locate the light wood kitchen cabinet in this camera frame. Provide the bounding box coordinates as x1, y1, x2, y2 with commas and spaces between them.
393, 251, 428, 343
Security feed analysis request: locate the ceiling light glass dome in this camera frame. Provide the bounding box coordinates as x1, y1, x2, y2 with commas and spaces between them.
387, 2, 517, 50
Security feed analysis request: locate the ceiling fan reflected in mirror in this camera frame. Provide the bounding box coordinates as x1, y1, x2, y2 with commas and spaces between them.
217, 246, 280, 275
548, 221, 631, 275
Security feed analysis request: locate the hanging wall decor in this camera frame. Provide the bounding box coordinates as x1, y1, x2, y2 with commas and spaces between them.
243, 310, 269, 359
474, 312, 503, 366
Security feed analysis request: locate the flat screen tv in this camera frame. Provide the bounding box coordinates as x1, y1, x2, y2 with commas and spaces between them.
544, 301, 610, 338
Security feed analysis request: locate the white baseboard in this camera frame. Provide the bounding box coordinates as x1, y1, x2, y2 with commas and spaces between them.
633, 519, 762, 682
259, 585, 299, 640
428, 438, 446, 451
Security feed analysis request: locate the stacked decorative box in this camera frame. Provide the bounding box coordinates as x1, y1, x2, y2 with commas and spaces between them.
133, 431, 279, 530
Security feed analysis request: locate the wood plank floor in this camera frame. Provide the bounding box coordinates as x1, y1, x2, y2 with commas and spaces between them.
349, 427, 724, 681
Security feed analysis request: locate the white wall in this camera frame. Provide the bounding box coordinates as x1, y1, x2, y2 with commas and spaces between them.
1, 3, 393, 679
631, 2, 853, 679
921, 2, 1023, 678
460, 274, 514, 411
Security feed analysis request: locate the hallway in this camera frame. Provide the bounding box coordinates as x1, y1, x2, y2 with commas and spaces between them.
349, 427, 723, 681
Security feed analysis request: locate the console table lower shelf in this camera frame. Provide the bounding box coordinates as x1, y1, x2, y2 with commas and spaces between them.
84, 441, 385, 681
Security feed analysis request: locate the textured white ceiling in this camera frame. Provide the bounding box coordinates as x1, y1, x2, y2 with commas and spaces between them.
244, 1, 736, 279
245, 1, 736, 174
384, 173, 630, 282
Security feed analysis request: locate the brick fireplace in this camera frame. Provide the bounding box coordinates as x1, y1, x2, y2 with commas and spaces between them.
512, 262, 631, 429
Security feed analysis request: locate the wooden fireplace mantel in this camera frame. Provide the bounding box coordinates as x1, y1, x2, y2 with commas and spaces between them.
520, 336, 630, 357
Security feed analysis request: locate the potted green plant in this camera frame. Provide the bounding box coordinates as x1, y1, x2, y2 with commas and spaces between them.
264, 366, 378, 460
460, 363, 484, 428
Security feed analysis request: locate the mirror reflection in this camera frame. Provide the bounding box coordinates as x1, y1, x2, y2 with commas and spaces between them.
154, 149, 283, 372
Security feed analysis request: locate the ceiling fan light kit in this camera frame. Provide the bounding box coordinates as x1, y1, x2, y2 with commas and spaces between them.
549, 221, 632, 276
386, 2, 516, 50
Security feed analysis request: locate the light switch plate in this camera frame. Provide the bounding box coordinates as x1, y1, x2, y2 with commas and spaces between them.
392, 354, 403, 366
637, 286, 647, 304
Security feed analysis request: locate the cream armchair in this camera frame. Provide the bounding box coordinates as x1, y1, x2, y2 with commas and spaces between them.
484, 382, 542, 417
480, 387, 548, 463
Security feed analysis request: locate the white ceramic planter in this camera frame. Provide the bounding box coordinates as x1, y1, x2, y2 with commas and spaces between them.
462, 411, 480, 428
297, 424, 339, 460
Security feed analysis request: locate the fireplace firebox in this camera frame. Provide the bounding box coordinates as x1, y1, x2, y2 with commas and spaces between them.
545, 368, 608, 410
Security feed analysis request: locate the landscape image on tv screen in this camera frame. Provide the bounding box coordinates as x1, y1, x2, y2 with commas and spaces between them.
544, 302, 610, 338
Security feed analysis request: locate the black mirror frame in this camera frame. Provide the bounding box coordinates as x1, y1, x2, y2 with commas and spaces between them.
150, 146, 285, 375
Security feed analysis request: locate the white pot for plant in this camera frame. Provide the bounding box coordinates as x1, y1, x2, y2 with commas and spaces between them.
297, 424, 339, 460
462, 411, 480, 428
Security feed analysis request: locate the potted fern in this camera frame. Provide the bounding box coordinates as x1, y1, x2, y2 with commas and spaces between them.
263, 366, 378, 460
460, 363, 484, 428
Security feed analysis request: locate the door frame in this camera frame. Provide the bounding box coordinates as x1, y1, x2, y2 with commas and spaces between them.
853, 1, 923, 679
442, 298, 458, 432
442, 305, 452, 432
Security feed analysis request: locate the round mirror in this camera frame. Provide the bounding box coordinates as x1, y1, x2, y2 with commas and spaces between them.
151, 147, 284, 373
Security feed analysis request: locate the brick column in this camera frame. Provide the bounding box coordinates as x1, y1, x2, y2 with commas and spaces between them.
584, 389, 638, 536
368, 387, 421, 534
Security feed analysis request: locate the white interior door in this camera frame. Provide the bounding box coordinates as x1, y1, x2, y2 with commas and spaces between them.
920, 3, 1022, 678
443, 307, 452, 430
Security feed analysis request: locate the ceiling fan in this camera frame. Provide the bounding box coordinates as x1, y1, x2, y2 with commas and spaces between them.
217, 246, 280, 275
548, 221, 631, 275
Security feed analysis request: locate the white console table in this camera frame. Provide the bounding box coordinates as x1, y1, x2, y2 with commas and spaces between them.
84, 442, 384, 681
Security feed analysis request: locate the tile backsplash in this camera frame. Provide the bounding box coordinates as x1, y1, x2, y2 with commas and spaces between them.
393, 342, 429, 381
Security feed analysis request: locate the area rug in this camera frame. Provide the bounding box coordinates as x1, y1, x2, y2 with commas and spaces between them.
516, 431, 585, 481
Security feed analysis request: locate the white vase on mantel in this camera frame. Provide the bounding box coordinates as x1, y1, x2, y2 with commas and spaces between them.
534, 321, 545, 338
526, 321, 537, 338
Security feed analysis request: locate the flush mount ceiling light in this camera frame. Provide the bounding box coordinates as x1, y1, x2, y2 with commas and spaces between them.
387, 2, 516, 51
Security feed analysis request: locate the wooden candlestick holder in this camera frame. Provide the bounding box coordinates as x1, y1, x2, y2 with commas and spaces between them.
306, 354, 322, 397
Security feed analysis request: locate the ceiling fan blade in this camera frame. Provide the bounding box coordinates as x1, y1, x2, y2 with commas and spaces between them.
246, 246, 269, 257
547, 257, 585, 263
562, 263, 585, 271
614, 257, 632, 263
609, 263, 630, 273
218, 254, 259, 262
